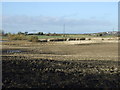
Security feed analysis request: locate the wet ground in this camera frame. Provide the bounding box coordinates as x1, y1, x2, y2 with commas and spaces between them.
1, 40, 120, 88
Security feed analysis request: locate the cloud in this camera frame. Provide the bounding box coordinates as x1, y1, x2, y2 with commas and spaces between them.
3, 15, 112, 26
2, 15, 113, 33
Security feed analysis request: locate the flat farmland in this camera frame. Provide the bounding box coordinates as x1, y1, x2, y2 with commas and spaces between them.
1, 40, 120, 88
2, 40, 118, 61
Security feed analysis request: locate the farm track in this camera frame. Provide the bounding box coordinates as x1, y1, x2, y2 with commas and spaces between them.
1, 40, 120, 88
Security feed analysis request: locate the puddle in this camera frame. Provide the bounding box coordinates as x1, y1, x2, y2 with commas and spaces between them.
2, 49, 26, 54
7, 50, 22, 53
0, 40, 8, 42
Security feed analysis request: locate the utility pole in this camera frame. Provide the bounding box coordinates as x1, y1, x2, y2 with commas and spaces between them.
113, 28, 114, 36
63, 24, 65, 37
113, 28, 114, 32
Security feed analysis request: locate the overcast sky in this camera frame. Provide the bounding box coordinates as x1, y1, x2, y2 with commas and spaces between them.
2, 2, 118, 34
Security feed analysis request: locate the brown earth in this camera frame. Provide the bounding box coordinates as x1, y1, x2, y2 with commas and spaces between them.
1, 40, 118, 61
1, 40, 120, 88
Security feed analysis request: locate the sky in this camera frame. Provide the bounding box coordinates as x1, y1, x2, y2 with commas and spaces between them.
2, 2, 118, 34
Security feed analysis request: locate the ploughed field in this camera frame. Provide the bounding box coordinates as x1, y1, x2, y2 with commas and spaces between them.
1, 40, 120, 88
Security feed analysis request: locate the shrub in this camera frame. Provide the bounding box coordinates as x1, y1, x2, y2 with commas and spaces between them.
88, 38, 91, 40
28, 36, 39, 42
118, 37, 120, 40
80, 37, 86, 40
8, 34, 26, 40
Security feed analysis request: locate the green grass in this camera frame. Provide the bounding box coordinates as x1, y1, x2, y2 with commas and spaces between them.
98, 35, 118, 38
2, 34, 118, 40
36, 35, 117, 39
65, 34, 93, 38
32, 34, 93, 39
37, 35, 64, 39
26, 35, 63, 39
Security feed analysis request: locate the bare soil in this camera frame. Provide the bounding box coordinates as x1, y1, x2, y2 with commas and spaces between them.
1, 40, 120, 88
